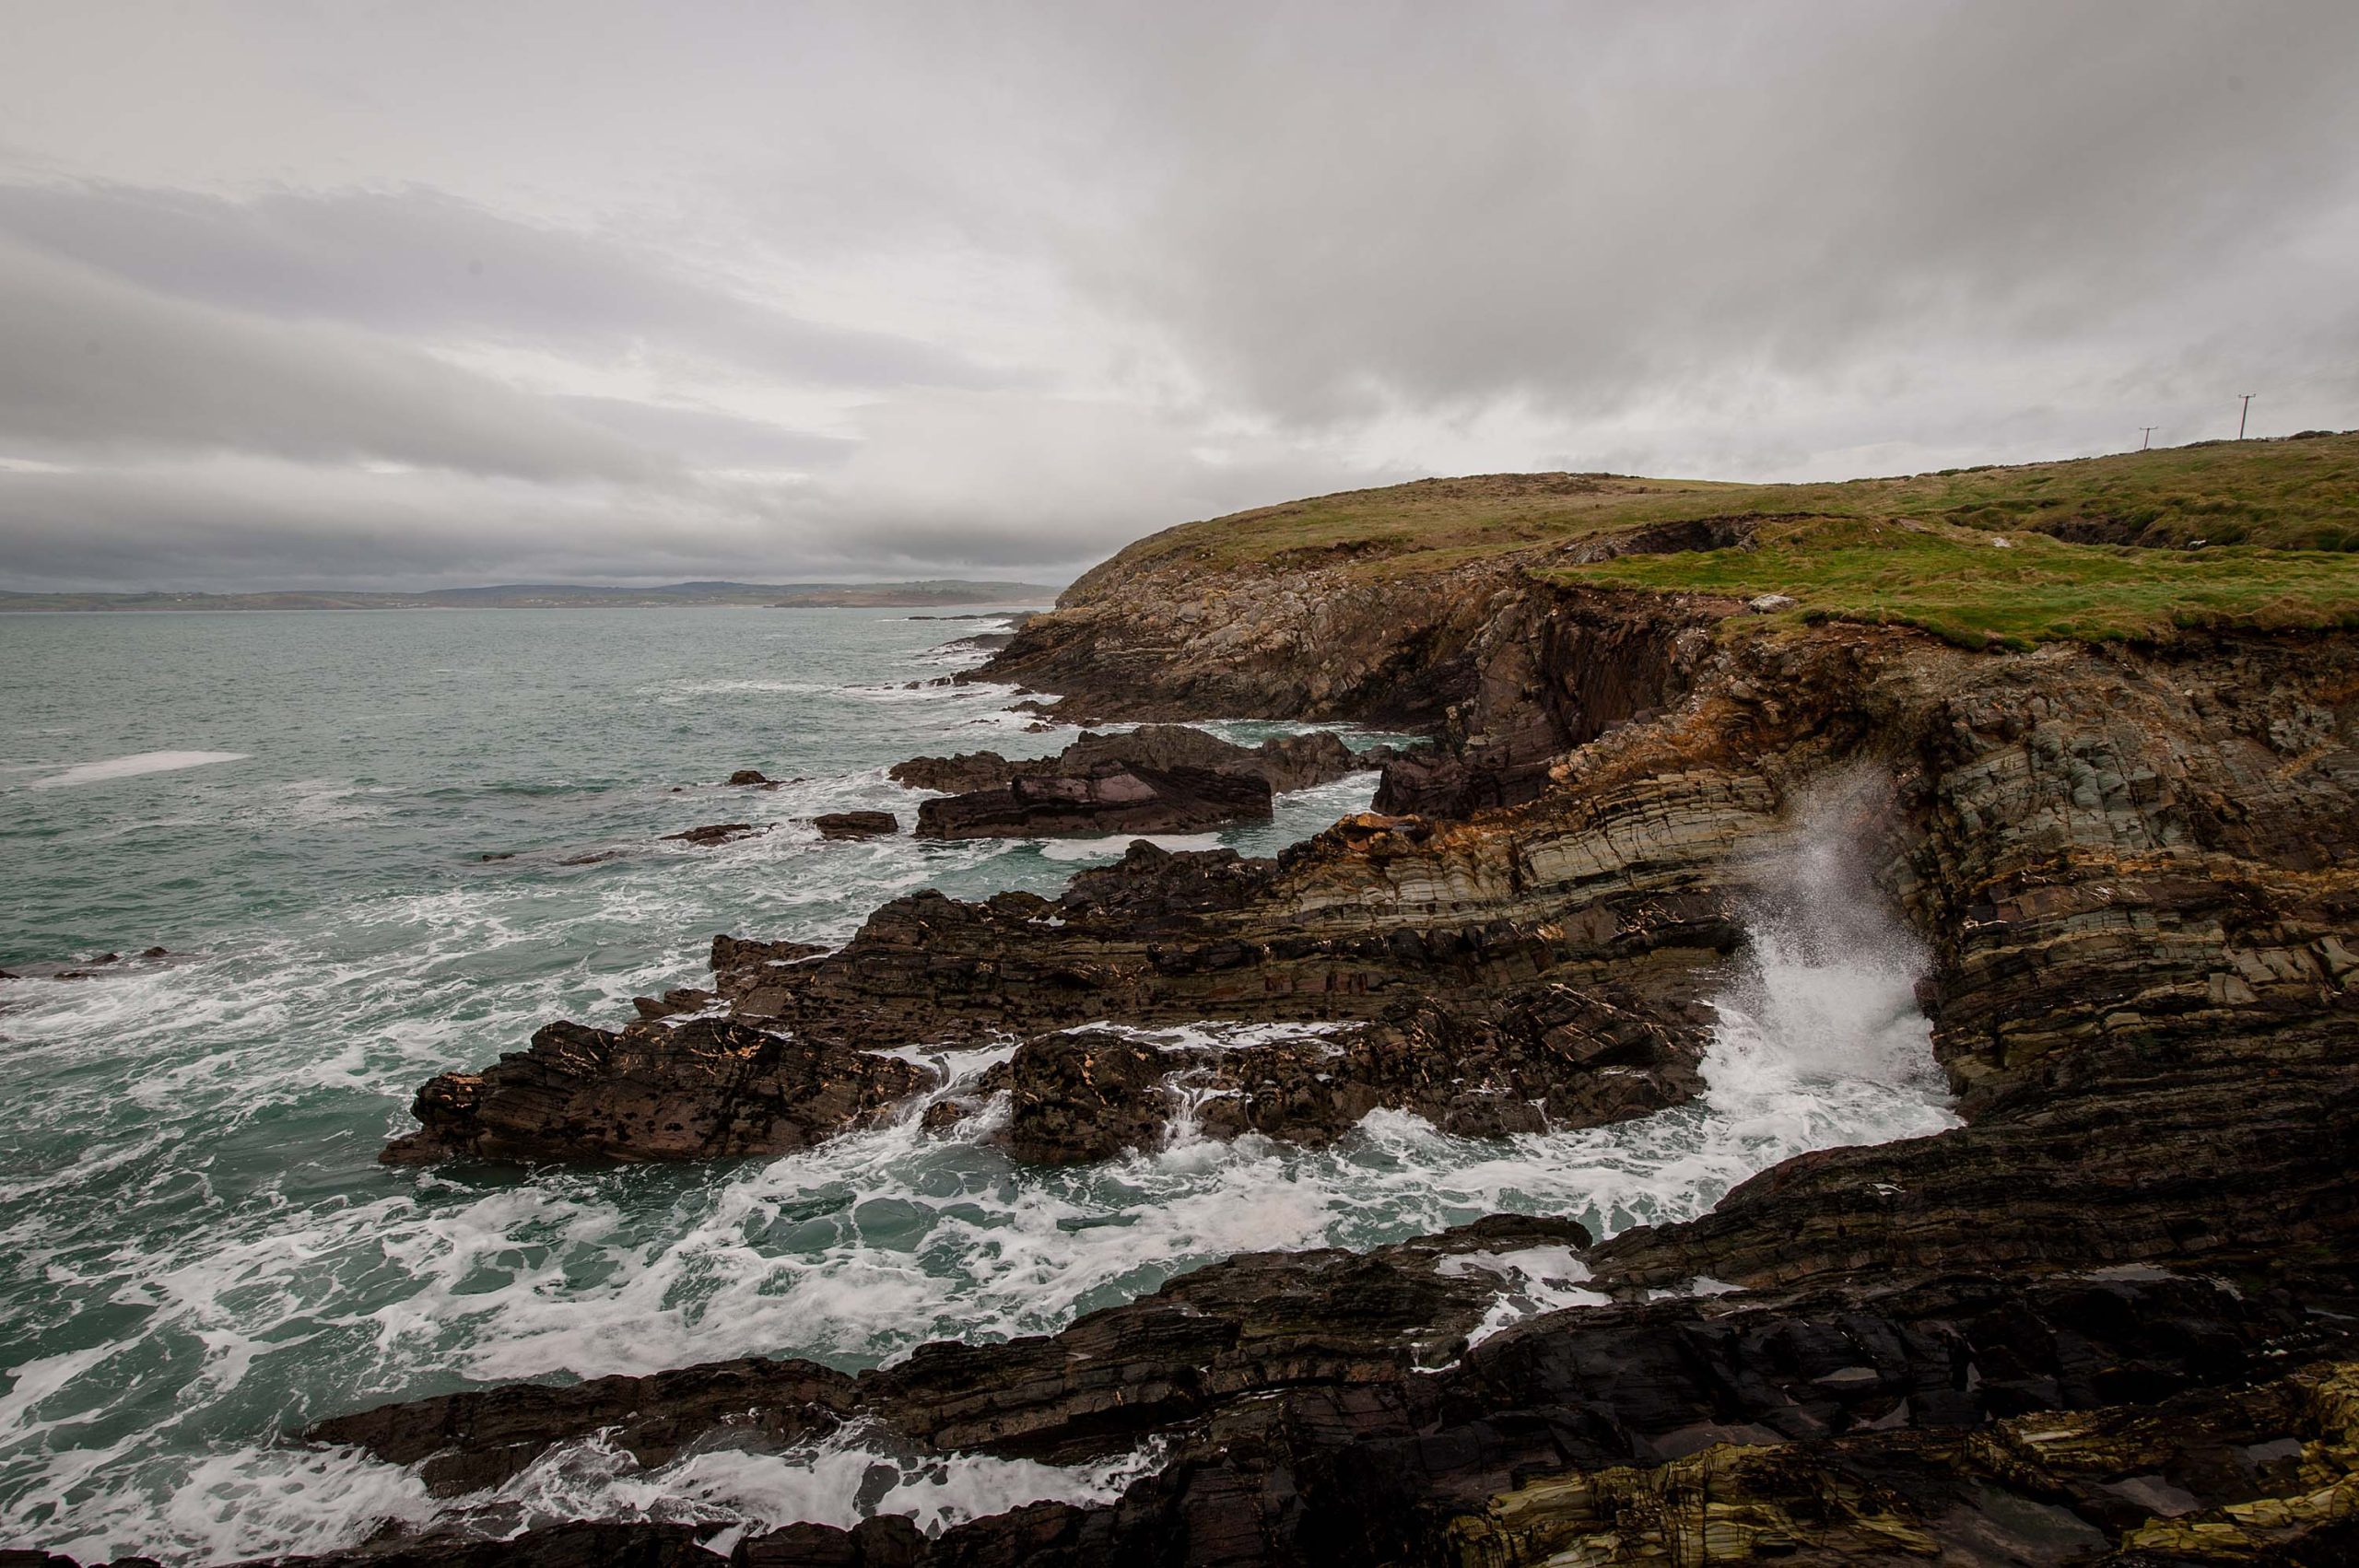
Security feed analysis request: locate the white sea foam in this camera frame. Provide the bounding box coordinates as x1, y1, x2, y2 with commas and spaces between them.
1037, 833, 1226, 861
1442, 1247, 1613, 1347
27, 751, 248, 789
475, 1424, 1162, 1540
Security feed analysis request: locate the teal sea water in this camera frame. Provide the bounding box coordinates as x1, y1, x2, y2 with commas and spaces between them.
0, 609, 1957, 1562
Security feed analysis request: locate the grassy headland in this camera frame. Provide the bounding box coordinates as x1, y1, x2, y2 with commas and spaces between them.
1552, 515, 2359, 649
1089, 432, 2359, 648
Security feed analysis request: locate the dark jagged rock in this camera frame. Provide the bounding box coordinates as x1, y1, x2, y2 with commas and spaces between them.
988, 984, 1707, 1163
288, 1249, 2358, 1565
890, 724, 1362, 799
664, 822, 764, 847
379, 1016, 928, 1164
728, 768, 775, 786
708, 933, 828, 1016
1056, 840, 1281, 921
629, 987, 716, 1022
995, 1029, 1171, 1164
813, 810, 899, 839
913, 760, 1273, 840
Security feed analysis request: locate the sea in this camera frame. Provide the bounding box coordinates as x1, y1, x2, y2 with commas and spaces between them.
0, 607, 1959, 1563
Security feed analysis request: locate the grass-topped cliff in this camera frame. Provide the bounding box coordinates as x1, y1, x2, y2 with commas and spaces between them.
1073, 432, 2359, 649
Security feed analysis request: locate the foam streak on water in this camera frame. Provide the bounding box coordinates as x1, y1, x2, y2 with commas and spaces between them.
0, 611, 1954, 1564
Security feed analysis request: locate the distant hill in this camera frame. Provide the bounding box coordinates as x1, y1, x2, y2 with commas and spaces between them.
0, 579, 1062, 612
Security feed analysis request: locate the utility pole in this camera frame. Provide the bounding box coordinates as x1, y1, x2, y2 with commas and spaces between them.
2139, 426, 2156, 451
2237, 393, 2254, 439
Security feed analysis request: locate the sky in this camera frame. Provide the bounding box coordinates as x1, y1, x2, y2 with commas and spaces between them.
1, 1, 2355, 592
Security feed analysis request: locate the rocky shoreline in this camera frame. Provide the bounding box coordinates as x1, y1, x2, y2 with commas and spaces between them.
28, 490, 2359, 1565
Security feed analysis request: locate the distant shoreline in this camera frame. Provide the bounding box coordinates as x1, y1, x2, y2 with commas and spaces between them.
0, 580, 1062, 613
0, 603, 1058, 614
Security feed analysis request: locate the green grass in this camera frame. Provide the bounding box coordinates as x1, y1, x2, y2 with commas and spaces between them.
1086, 432, 2359, 578
1543, 515, 2359, 649
1075, 432, 2359, 647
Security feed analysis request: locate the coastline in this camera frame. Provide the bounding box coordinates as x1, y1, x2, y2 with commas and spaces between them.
18, 443, 2359, 1567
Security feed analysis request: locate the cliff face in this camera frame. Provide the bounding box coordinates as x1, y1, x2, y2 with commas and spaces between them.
98, 458, 2359, 1568
984, 543, 1542, 728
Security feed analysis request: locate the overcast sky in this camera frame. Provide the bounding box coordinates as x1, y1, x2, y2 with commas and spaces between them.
2, 1, 2354, 591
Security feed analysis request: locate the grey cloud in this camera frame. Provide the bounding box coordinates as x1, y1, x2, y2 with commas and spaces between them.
0, 403, 1347, 591
1086, 1, 2359, 426
0, 240, 666, 480
2, 1, 2356, 592
0, 181, 1003, 391
553, 397, 858, 472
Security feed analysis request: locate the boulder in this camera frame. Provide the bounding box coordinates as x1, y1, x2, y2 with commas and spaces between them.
812, 810, 898, 839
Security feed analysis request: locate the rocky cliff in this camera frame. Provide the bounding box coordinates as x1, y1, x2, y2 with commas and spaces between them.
53, 442, 2359, 1568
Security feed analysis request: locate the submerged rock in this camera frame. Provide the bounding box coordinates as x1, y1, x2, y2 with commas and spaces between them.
663, 821, 764, 847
